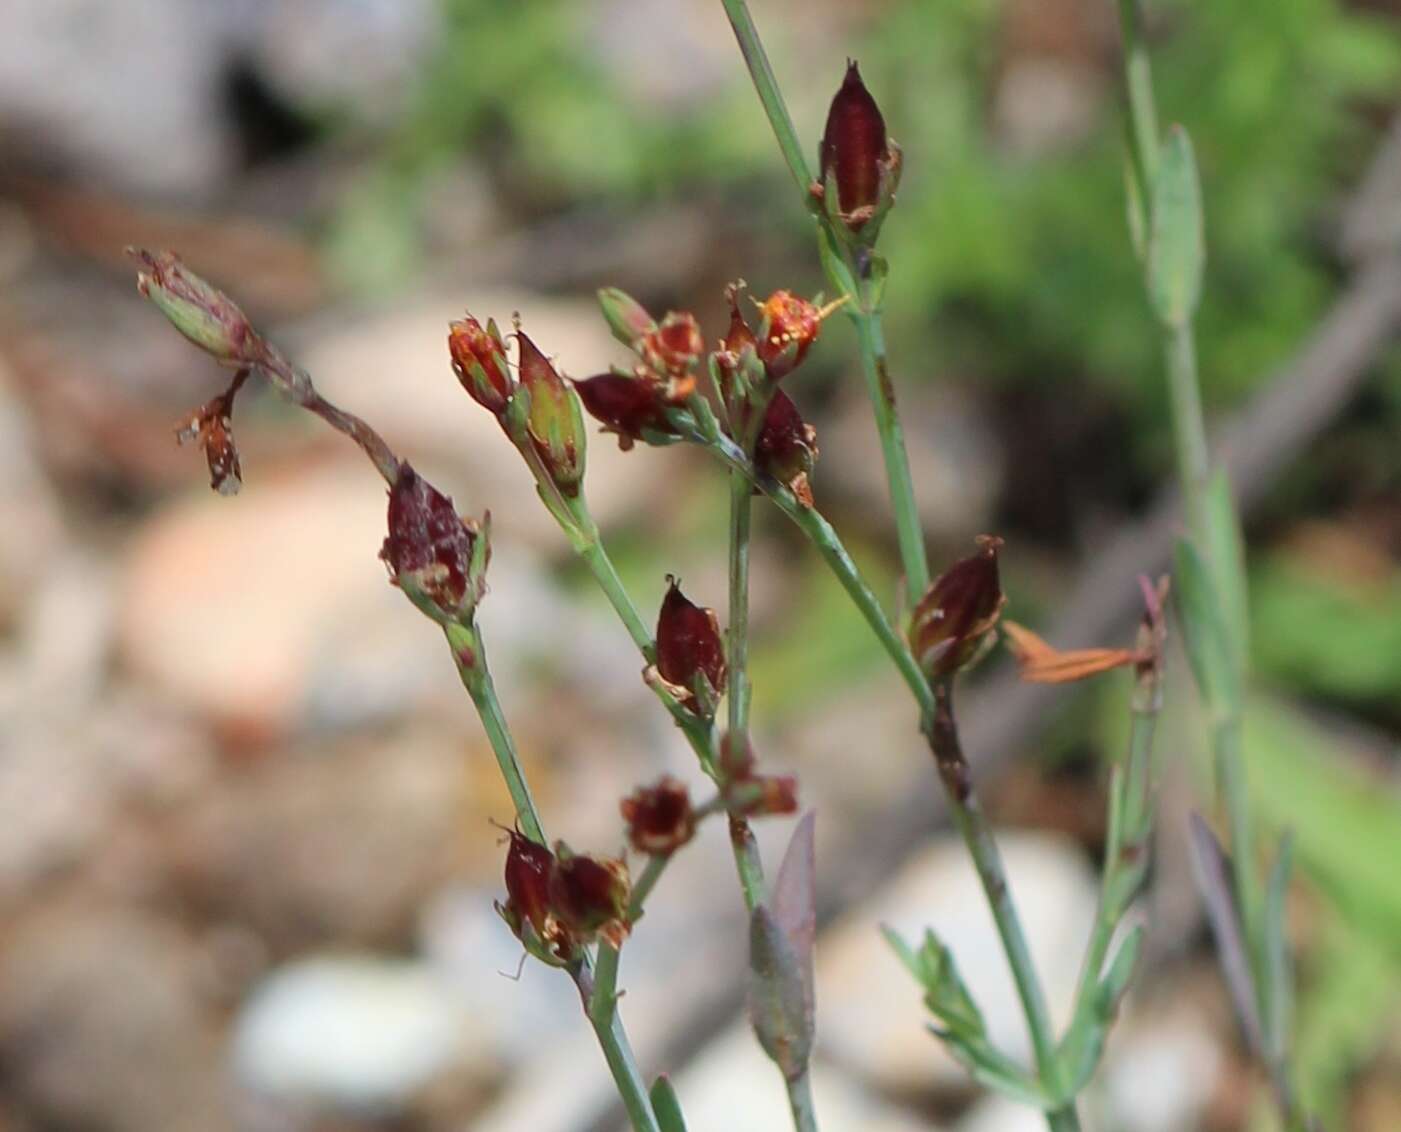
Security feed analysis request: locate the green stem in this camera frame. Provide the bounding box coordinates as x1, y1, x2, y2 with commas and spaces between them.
785, 1068, 820, 1132
719, 0, 814, 193
444, 621, 659, 1132
929, 682, 1079, 1131
1072, 675, 1159, 1016
1116, 0, 1161, 209
445, 621, 546, 845
1164, 322, 1211, 544
728, 464, 755, 740
850, 307, 930, 603
628, 854, 671, 921
694, 429, 930, 713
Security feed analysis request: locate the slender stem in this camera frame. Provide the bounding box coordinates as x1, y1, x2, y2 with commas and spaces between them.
719, 0, 814, 193
928, 682, 1079, 1130
1116, 0, 1161, 210
445, 621, 546, 845
1071, 682, 1159, 1015
720, 0, 931, 605
628, 854, 671, 921
728, 464, 755, 739
693, 428, 931, 713
444, 621, 659, 1132
579, 959, 663, 1132
784, 1069, 820, 1132
850, 307, 930, 603
576, 512, 656, 658
1164, 323, 1211, 543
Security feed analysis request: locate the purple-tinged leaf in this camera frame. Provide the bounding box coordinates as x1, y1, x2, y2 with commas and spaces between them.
1186, 811, 1263, 1054
749, 905, 813, 1080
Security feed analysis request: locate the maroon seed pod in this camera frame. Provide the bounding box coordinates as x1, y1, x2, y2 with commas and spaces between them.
755, 389, 819, 507
656, 577, 727, 715
620, 776, 696, 855
449, 315, 514, 414
910, 535, 1007, 681
818, 61, 902, 237
502, 828, 556, 939
380, 462, 487, 623
574, 373, 679, 451
548, 851, 631, 944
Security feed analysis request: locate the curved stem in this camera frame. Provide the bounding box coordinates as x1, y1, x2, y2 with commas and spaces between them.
929, 682, 1079, 1130
445, 621, 660, 1132
850, 307, 930, 603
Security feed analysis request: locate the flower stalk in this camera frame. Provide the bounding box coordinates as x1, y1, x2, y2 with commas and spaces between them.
1111, 4, 1301, 1123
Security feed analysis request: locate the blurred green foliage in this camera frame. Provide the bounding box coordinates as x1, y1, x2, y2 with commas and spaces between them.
335, 0, 1398, 421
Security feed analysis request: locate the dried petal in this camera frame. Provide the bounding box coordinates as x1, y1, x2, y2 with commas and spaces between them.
641, 312, 705, 377
910, 536, 1006, 681
755, 389, 819, 505
1003, 622, 1146, 684
620, 776, 695, 855
449, 315, 514, 414
655, 577, 726, 715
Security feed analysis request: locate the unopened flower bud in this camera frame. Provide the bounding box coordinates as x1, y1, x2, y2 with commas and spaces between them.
598, 287, 657, 347
518, 329, 587, 495
818, 61, 902, 240
755, 291, 834, 380
575, 373, 681, 450
130, 248, 260, 363
380, 462, 489, 624
655, 576, 726, 716
755, 389, 819, 506
621, 776, 696, 855
910, 536, 1006, 681
549, 849, 631, 946
449, 315, 514, 414
641, 312, 705, 378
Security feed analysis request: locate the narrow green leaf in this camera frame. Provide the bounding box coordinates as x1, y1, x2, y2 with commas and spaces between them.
1147, 126, 1205, 328
880, 925, 924, 984
1262, 833, 1296, 1065
929, 1027, 1053, 1110
1203, 469, 1251, 673
883, 925, 985, 1038
1174, 538, 1240, 714
650, 1075, 689, 1132
1097, 923, 1144, 1014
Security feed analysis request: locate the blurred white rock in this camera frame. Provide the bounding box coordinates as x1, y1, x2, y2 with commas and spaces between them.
818, 831, 1098, 1094
232, 954, 477, 1113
